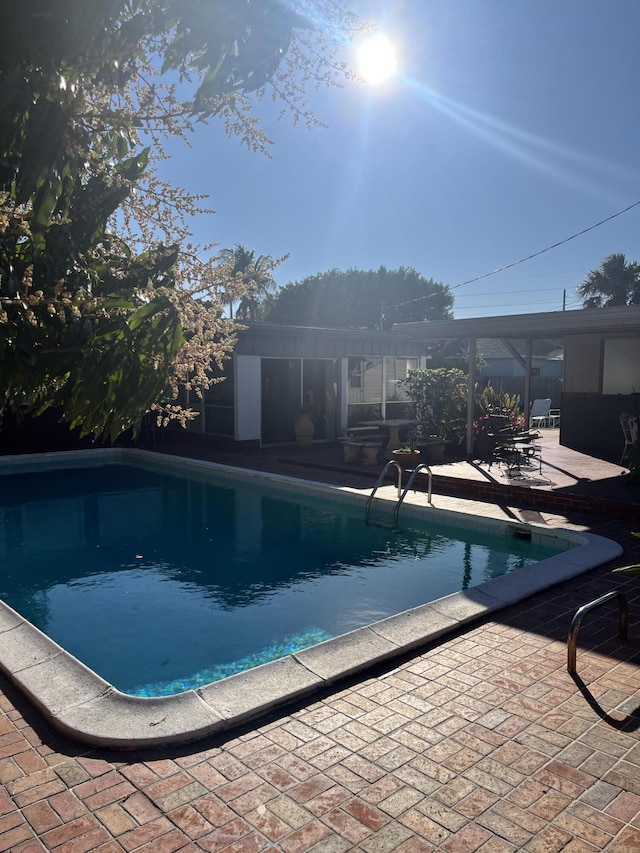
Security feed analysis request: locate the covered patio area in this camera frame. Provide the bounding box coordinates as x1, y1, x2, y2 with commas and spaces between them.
392, 304, 640, 462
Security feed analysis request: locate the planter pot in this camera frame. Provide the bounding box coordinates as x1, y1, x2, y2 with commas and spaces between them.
392, 449, 421, 468
294, 412, 314, 447
474, 433, 496, 461
422, 439, 446, 464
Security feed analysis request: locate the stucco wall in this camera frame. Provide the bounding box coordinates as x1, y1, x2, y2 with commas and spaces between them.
603, 338, 640, 394
563, 335, 602, 394
562, 335, 640, 461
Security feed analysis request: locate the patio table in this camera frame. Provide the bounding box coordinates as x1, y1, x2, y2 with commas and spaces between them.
361, 419, 417, 450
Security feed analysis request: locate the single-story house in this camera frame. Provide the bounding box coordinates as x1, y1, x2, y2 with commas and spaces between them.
178, 323, 434, 449
477, 338, 563, 380
180, 305, 640, 463
3, 306, 637, 464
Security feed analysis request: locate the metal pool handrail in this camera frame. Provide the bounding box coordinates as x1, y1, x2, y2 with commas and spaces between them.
365, 461, 433, 528
567, 590, 629, 676
394, 464, 433, 527
365, 460, 403, 525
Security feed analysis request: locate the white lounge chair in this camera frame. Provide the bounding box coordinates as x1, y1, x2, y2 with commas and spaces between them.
529, 398, 552, 430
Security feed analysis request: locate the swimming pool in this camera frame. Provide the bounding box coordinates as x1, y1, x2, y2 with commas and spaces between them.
0, 457, 562, 697
0, 449, 622, 748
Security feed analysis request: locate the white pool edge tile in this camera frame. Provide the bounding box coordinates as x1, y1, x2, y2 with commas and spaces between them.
0, 449, 622, 749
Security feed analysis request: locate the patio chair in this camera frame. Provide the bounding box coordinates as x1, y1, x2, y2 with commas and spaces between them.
620, 412, 638, 465
529, 398, 552, 429
487, 417, 542, 475
549, 408, 561, 428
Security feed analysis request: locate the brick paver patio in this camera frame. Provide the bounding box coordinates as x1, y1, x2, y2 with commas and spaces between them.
1, 491, 639, 853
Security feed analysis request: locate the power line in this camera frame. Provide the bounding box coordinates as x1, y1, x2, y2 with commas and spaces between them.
383, 199, 640, 315
454, 297, 568, 311
454, 285, 575, 301
452, 198, 640, 290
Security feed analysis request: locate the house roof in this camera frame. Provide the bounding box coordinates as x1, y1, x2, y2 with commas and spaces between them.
235, 322, 432, 359
233, 306, 640, 360
392, 305, 640, 340
476, 338, 562, 359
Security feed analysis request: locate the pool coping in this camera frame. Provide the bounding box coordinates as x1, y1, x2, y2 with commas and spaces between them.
0, 448, 623, 749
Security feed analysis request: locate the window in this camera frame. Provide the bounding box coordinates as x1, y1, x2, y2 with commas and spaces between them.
385, 357, 418, 402
347, 356, 418, 424
348, 357, 382, 404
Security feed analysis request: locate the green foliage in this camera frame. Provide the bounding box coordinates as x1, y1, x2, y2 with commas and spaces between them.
577, 253, 640, 308
399, 368, 466, 440
475, 384, 524, 427
400, 374, 526, 447
220, 244, 278, 321
0, 0, 358, 440
428, 343, 486, 374
265, 267, 453, 329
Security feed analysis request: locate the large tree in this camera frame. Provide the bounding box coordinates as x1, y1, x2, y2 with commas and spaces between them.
577, 253, 640, 308
0, 0, 359, 441
263, 267, 453, 329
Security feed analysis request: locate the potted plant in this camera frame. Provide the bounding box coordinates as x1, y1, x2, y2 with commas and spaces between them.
473, 414, 495, 461
391, 437, 420, 468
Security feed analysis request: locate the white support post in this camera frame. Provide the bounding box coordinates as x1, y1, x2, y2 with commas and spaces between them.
466, 337, 477, 457
524, 338, 532, 427
234, 355, 262, 442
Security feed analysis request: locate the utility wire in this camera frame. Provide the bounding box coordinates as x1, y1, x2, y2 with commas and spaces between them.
455, 284, 576, 299
383, 199, 640, 315
452, 198, 640, 290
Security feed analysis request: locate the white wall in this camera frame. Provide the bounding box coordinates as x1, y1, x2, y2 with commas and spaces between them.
234, 355, 261, 441
564, 336, 602, 393
603, 338, 640, 394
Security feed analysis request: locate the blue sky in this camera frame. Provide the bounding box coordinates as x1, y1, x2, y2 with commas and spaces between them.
160, 0, 640, 319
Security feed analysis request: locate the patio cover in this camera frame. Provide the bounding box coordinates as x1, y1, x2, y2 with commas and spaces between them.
392, 305, 640, 455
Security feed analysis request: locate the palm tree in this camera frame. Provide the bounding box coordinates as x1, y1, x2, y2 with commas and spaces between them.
220, 244, 276, 321
577, 253, 640, 308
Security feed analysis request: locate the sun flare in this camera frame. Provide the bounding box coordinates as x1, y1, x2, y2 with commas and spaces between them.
357, 34, 397, 85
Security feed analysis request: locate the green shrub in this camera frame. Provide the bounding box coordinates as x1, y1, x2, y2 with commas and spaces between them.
400, 374, 526, 446
400, 368, 467, 440
475, 383, 525, 430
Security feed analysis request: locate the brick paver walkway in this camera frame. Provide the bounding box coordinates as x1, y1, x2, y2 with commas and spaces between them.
0, 525, 640, 853
1, 512, 639, 852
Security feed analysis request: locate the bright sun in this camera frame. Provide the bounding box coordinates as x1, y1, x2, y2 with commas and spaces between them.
357, 34, 397, 85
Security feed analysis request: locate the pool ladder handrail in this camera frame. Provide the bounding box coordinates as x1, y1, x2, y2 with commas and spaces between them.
365, 460, 402, 525
365, 461, 432, 527
394, 463, 433, 527
567, 590, 629, 676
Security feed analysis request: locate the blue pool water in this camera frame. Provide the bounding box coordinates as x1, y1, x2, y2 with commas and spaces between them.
0, 461, 563, 696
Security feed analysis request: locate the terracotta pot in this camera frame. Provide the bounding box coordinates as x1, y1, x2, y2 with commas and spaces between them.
294, 412, 314, 447
392, 449, 420, 468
